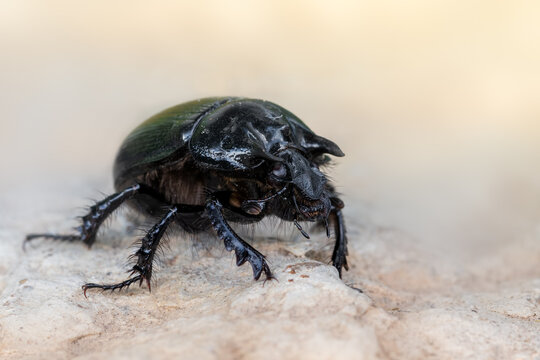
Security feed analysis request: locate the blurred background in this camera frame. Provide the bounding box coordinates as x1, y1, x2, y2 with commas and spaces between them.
1, 1, 539, 274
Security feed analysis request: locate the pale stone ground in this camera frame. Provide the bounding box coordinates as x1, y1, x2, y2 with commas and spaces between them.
0, 177, 538, 359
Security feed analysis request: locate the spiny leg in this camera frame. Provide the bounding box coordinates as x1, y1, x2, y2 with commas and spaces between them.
25, 184, 142, 248
82, 206, 178, 296
206, 196, 274, 281
329, 197, 349, 278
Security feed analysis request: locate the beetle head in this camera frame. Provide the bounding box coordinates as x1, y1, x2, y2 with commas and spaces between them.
276, 149, 325, 200
262, 148, 335, 223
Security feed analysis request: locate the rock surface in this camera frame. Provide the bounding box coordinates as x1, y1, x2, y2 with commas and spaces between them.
0, 182, 538, 359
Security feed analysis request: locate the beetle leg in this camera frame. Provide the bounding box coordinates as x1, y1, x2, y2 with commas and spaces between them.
206, 196, 274, 281
82, 206, 178, 296
329, 200, 349, 278
25, 184, 143, 249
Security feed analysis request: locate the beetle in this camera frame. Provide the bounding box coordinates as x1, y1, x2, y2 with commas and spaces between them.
26, 97, 348, 295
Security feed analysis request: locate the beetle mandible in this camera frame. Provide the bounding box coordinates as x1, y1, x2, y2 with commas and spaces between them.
26, 97, 348, 295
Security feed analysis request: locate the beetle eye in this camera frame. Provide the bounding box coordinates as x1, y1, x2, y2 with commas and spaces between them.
272, 163, 287, 178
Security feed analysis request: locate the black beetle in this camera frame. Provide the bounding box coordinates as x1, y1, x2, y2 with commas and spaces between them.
26, 97, 348, 294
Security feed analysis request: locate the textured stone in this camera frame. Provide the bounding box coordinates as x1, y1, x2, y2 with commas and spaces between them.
1, 182, 538, 359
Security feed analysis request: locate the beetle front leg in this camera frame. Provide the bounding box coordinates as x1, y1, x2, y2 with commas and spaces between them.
329, 197, 349, 278
25, 184, 143, 248
206, 196, 274, 281
82, 206, 178, 296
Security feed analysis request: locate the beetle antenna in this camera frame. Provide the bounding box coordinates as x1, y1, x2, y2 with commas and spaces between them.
324, 218, 330, 238
293, 219, 310, 239
242, 185, 288, 205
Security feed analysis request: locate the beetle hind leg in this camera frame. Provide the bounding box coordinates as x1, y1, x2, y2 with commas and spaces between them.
206, 197, 275, 281
25, 184, 142, 249
82, 275, 142, 298
82, 206, 178, 295
24, 233, 80, 245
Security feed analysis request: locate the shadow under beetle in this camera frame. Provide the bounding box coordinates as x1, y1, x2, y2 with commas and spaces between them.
26, 97, 348, 295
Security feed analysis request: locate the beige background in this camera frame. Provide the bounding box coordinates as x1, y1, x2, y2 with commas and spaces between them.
1, 1, 539, 359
